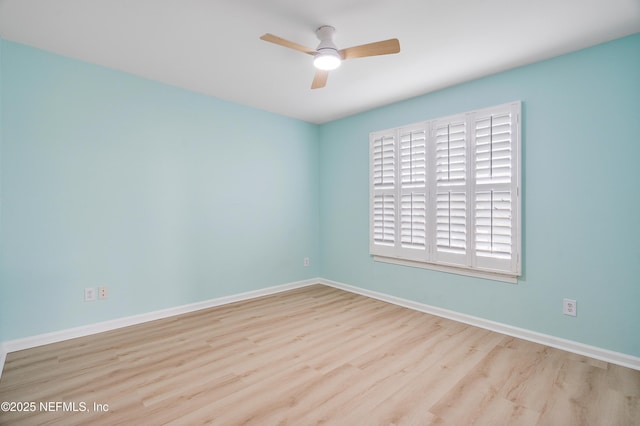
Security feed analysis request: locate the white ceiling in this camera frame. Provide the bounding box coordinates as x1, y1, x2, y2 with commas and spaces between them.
1, 0, 638, 124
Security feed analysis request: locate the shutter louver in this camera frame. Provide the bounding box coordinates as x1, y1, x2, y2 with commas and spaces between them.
436, 191, 466, 254
436, 122, 466, 186
401, 193, 426, 249
373, 135, 396, 189
400, 129, 426, 187
475, 112, 512, 185
475, 190, 512, 259
373, 194, 396, 246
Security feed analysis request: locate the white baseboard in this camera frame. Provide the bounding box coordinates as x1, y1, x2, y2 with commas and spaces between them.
318, 278, 640, 371
2, 277, 638, 379
0, 278, 319, 378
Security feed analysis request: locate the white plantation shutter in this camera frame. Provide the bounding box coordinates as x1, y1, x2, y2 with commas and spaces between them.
370, 102, 520, 280
472, 103, 520, 273
433, 118, 468, 265
399, 126, 427, 260
370, 132, 397, 256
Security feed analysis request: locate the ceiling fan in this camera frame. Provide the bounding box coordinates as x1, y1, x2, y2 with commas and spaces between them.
260, 26, 400, 89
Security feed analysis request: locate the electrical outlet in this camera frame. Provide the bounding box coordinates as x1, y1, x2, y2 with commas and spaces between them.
98, 286, 108, 300
563, 298, 577, 316
85, 287, 96, 302
303, 257, 310, 267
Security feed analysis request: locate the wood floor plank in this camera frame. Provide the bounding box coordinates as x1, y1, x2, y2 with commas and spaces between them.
1, 284, 638, 425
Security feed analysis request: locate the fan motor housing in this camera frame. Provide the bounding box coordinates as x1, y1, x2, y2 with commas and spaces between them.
316, 25, 338, 50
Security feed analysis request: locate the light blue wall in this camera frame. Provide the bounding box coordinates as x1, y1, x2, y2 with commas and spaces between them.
319, 34, 640, 357
1, 34, 639, 358
0, 40, 320, 340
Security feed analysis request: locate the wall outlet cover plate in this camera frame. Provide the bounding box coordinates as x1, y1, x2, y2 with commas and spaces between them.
563, 298, 577, 316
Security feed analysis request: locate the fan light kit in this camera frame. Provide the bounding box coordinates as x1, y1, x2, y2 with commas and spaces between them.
312, 26, 342, 70
314, 50, 341, 70
260, 25, 400, 89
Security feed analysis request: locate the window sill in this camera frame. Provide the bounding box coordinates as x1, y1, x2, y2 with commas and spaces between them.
373, 255, 518, 284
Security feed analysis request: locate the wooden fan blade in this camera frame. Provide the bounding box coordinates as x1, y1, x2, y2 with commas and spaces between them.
311, 70, 329, 89
260, 33, 316, 55
339, 38, 400, 60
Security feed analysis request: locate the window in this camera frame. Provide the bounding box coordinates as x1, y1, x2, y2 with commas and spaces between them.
370, 102, 521, 282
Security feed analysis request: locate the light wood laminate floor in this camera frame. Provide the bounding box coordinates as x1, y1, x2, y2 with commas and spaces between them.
1, 285, 638, 425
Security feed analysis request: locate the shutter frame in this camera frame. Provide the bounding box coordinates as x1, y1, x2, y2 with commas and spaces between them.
370, 130, 398, 257
398, 123, 429, 261
370, 101, 521, 279
472, 102, 521, 274
432, 114, 469, 267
